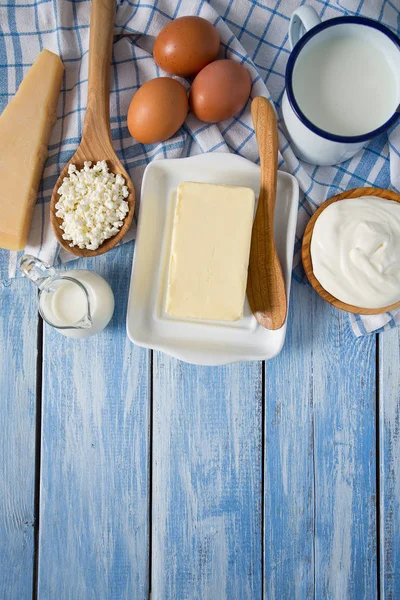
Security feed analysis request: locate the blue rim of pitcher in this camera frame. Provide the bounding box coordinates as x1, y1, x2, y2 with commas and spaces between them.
285, 16, 400, 144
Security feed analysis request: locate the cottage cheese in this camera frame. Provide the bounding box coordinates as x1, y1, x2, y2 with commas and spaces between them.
55, 161, 129, 251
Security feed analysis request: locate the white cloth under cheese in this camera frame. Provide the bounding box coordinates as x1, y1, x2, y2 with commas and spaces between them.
0, 49, 64, 251
165, 182, 255, 322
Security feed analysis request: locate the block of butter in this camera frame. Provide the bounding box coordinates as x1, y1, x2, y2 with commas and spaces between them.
0, 50, 64, 251
165, 181, 255, 321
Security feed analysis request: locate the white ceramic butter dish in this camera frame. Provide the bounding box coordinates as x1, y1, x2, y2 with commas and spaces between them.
126, 153, 299, 366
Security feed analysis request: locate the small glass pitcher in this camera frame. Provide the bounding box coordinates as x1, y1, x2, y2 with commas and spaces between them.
20, 254, 92, 332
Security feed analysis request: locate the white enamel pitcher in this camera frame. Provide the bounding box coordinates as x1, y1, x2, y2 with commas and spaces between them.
282, 6, 400, 165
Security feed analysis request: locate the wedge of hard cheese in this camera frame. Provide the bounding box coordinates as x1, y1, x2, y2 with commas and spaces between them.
0, 49, 64, 250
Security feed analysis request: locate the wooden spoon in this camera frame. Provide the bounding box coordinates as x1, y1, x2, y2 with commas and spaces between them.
50, 0, 135, 257
247, 96, 287, 330
302, 186, 400, 314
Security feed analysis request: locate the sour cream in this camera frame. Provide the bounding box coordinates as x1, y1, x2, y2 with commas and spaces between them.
310, 197, 400, 309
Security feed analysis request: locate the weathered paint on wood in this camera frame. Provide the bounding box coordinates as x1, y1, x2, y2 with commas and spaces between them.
0, 276, 38, 599
37, 244, 151, 600
312, 290, 377, 599
3, 253, 398, 600
152, 356, 263, 600
379, 327, 400, 600
265, 279, 377, 599
264, 280, 315, 599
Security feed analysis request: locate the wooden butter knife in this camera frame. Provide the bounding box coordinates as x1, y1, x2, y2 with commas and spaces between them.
247, 96, 287, 330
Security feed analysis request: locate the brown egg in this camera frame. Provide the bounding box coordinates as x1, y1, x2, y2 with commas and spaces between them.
153, 16, 220, 77
189, 59, 252, 123
127, 77, 188, 144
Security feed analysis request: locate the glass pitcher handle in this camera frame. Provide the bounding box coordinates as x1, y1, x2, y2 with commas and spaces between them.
20, 254, 57, 291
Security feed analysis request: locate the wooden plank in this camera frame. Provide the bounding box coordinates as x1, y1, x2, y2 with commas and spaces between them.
379, 327, 400, 600
37, 244, 151, 599
0, 275, 38, 599
264, 279, 314, 599
312, 289, 377, 597
152, 356, 263, 599
264, 279, 377, 599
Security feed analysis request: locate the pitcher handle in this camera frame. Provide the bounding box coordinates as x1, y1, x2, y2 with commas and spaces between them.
289, 6, 321, 50
20, 254, 57, 290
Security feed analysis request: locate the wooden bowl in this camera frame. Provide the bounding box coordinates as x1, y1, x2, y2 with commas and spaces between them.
302, 187, 400, 315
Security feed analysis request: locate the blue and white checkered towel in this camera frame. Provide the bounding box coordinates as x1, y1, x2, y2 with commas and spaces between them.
1, 0, 399, 336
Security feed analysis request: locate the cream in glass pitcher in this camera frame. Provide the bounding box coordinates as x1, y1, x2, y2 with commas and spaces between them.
20, 254, 114, 338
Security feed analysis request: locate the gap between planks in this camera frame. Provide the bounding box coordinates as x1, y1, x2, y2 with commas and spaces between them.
149, 350, 154, 600
32, 314, 43, 600
261, 361, 265, 600
376, 334, 381, 600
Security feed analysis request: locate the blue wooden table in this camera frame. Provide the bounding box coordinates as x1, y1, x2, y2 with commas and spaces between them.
0, 241, 399, 599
